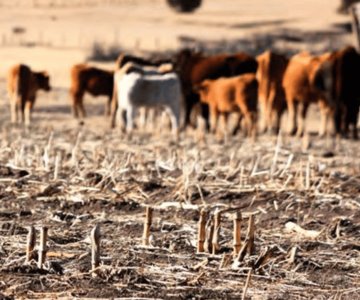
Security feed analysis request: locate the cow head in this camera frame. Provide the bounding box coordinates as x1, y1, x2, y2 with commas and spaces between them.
36, 71, 51, 91
173, 48, 203, 74
194, 80, 211, 104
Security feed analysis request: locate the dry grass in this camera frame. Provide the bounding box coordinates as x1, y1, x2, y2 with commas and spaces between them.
0, 121, 359, 299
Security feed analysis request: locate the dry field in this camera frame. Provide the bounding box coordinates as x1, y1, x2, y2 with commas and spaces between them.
0, 0, 360, 299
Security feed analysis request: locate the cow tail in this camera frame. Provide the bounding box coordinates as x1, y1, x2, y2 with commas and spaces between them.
110, 74, 118, 129
14, 67, 23, 105
257, 54, 271, 103
265, 53, 273, 102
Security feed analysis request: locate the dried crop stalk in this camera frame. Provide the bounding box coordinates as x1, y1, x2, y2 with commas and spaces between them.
26, 226, 36, 263
247, 215, 255, 255
91, 224, 101, 271
204, 219, 214, 253
38, 226, 48, 268
142, 206, 153, 246
212, 209, 221, 254
197, 209, 207, 253
242, 268, 253, 300
54, 152, 61, 180
236, 215, 256, 262
237, 239, 250, 262
233, 211, 242, 256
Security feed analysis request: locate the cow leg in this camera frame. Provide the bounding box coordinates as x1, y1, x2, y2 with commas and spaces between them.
71, 93, 82, 118
251, 112, 258, 139
352, 124, 358, 140
168, 100, 181, 137
218, 112, 229, 140
351, 116, 359, 140
72, 104, 79, 119
243, 113, 253, 138
185, 99, 194, 128
209, 105, 219, 134
333, 105, 343, 138
232, 113, 243, 136
148, 108, 156, 132
20, 99, 26, 124
265, 104, 274, 134
287, 101, 298, 136
104, 96, 112, 116
117, 107, 126, 133
346, 104, 359, 140
319, 105, 329, 138
161, 109, 172, 132
166, 108, 179, 138
110, 84, 119, 128
201, 103, 210, 131
24, 101, 32, 127
10, 99, 18, 124
272, 109, 282, 135
78, 100, 86, 119
138, 107, 147, 131
126, 106, 136, 134
266, 90, 274, 133
258, 97, 267, 133
185, 93, 200, 129
296, 102, 309, 137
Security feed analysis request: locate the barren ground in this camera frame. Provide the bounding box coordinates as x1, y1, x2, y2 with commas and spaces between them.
0, 1, 359, 299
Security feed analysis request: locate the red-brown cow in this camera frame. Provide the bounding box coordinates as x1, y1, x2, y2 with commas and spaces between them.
256, 50, 288, 134
282, 52, 333, 136
70, 64, 114, 118
7, 64, 51, 126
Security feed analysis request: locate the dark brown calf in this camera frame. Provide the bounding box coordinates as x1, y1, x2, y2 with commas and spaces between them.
317, 46, 360, 139
70, 64, 114, 118
174, 49, 258, 129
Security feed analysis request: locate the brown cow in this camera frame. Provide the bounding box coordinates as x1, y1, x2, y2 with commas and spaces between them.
197, 74, 258, 137
70, 64, 114, 118
315, 46, 360, 139
175, 49, 258, 129
256, 51, 288, 134
282, 52, 334, 136
7, 64, 51, 126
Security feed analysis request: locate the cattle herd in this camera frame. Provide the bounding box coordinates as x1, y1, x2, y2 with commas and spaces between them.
6, 46, 360, 140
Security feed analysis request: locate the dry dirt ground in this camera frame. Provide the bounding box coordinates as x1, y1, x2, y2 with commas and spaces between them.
0, 1, 359, 299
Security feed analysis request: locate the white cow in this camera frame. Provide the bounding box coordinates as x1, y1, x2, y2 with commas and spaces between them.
114, 62, 183, 136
